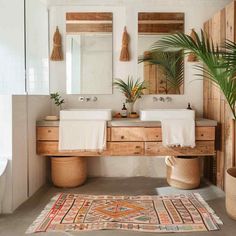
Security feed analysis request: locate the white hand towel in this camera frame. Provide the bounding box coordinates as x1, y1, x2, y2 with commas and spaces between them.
59, 120, 107, 151
161, 118, 195, 148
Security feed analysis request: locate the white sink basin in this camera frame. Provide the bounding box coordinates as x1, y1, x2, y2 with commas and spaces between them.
140, 109, 195, 121
60, 109, 112, 121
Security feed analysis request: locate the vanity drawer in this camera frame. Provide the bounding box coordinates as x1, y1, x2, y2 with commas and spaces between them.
37, 127, 59, 141
36, 127, 111, 141
144, 128, 162, 141
145, 141, 215, 156
37, 141, 58, 154
196, 127, 215, 140
37, 141, 111, 156
108, 142, 144, 156
111, 127, 145, 141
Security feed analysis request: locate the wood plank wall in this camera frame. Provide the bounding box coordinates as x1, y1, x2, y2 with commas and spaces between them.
66, 12, 113, 33
203, 0, 236, 189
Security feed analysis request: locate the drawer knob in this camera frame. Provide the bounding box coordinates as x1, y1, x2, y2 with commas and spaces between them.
201, 134, 204, 137
48, 130, 52, 133
121, 136, 124, 139
136, 146, 141, 148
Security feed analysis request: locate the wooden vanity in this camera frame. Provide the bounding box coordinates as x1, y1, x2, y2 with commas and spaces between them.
36, 118, 217, 157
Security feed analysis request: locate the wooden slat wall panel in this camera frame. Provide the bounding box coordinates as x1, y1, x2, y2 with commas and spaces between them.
66, 23, 112, 33
66, 12, 113, 21
203, 1, 236, 189
138, 12, 184, 21
66, 12, 113, 33
225, 1, 236, 41
138, 12, 184, 34
138, 24, 184, 34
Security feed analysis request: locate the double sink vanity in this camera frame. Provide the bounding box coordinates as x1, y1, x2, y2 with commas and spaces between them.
36, 109, 217, 157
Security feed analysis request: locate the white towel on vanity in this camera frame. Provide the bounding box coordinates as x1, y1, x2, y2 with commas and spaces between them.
161, 118, 195, 148
59, 120, 107, 151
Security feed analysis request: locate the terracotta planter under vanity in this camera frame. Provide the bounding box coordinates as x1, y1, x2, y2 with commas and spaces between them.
51, 157, 87, 188
165, 156, 200, 189
225, 167, 236, 220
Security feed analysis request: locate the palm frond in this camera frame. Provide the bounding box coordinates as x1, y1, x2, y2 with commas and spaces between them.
139, 50, 184, 94
151, 30, 236, 119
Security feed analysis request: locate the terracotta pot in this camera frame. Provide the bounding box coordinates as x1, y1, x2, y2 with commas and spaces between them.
51, 157, 87, 188
165, 156, 200, 189
225, 167, 236, 220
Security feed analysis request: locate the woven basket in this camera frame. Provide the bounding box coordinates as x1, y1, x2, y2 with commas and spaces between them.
166, 156, 200, 189
51, 157, 87, 188
225, 167, 236, 220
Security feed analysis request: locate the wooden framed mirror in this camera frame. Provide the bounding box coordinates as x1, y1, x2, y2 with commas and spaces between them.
138, 12, 185, 95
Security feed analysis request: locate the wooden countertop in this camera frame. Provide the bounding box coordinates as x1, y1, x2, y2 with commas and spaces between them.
36, 118, 217, 127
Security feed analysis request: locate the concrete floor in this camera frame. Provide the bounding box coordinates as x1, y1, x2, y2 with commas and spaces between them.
0, 177, 235, 236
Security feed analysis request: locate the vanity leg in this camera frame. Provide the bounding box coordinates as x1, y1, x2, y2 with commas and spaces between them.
51, 156, 87, 188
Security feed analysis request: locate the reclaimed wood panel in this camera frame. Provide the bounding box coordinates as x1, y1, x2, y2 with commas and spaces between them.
66, 12, 113, 21
225, 1, 236, 41
145, 141, 215, 156
203, 0, 236, 189
66, 23, 112, 33
138, 24, 184, 34
138, 12, 184, 21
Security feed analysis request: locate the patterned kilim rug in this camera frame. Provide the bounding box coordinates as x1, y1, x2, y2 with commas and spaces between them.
26, 193, 222, 234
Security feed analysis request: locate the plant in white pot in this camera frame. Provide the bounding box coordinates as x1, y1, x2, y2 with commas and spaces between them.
152, 30, 236, 215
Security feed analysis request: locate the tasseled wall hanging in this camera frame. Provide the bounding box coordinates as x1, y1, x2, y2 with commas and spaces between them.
187, 29, 198, 62
119, 26, 130, 61
50, 26, 63, 61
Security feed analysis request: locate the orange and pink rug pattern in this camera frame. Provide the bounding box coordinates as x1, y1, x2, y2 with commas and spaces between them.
26, 193, 222, 233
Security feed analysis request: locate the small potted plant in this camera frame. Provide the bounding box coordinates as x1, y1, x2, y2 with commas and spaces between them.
50, 92, 65, 119
113, 76, 146, 116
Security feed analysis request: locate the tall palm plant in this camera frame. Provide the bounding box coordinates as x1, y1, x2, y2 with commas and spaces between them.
151, 30, 236, 119
139, 51, 184, 94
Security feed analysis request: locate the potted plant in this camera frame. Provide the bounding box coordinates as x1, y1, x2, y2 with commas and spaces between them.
151, 30, 236, 193
113, 76, 146, 116
50, 92, 65, 119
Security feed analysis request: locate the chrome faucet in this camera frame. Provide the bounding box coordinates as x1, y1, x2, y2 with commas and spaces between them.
152, 96, 172, 102
78, 96, 98, 102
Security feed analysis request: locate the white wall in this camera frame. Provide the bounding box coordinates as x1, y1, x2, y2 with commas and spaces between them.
0, 0, 25, 94
26, 0, 50, 95
27, 95, 51, 197
48, 0, 231, 178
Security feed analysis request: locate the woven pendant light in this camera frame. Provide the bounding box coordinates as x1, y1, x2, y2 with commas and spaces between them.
50, 26, 63, 61
119, 26, 130, 61
187, 29, 198, 62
